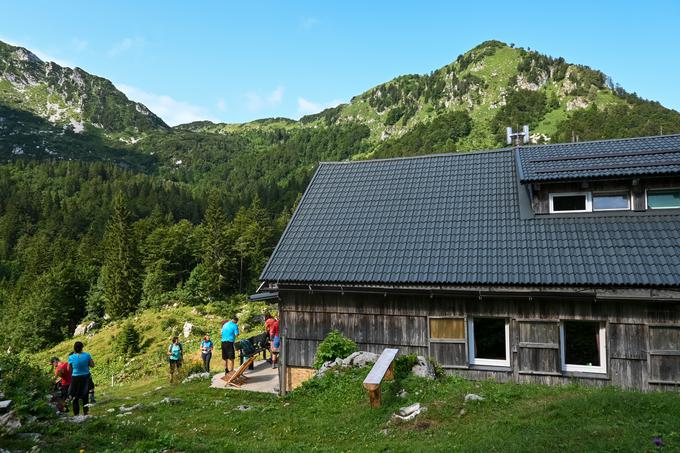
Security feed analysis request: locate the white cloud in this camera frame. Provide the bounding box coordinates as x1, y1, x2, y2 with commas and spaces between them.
267, 86, 285, 105
244, 92, 263, 112
243, 86, 285, 112
72, 38, 88, 52
297, 97, 343, 115
300, 17, 320, 30
217, 98, 227, 112
116, 83, 216, 126
0, 36, 73, 67
108, 37, 144, 57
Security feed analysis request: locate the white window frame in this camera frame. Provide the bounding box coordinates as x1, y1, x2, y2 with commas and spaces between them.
560, 321, 607, 374
645, 187, 680, 210
549, 192, 592, 213
468, 318, 510, 367
591, 191, 632, 212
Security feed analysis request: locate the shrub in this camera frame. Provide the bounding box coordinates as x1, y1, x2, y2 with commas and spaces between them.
116, 322, 141, 357
161, 316, 179, 332
429, 357, 446, 379
313, 330, 358, 369
237, 300, 268, 333
0, 353, 52, 419
394, 354, 419, 380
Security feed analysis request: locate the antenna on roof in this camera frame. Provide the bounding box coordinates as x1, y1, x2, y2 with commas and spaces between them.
506, 125, 530, 146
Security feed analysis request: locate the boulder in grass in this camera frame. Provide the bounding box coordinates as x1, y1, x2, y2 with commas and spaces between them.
183, 322, 193, 338
0, 400, 11, 412
464, 393, 485, 402
119, 403, 142, 413
73, 324, 87, 337
391, 403, 427, 422
0, 410, 21, 437
153, 397, 182, 406
349, 351, 379, 368
398, 403, 421, 417
316, 357, 344, 377
411, 356, 435, 380
182, 372, 210, 383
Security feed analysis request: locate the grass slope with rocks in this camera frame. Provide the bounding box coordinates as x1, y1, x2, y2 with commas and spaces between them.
33, 301, 272, 387
3, 364, 680, 452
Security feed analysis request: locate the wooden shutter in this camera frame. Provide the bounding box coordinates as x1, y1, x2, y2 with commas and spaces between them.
428, 317, 467, 368
518, 320, 561, 375
648, 325, 680, 385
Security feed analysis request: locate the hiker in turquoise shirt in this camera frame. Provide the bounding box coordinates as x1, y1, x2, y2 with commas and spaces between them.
200, 334, 214, 373
221, 316, 239, 375
67, 341, 95, 417
167, 336, 183, 383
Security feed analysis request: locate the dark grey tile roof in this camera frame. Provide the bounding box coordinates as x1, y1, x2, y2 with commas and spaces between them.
517, 134, 680, 182
261, 147, 680, 288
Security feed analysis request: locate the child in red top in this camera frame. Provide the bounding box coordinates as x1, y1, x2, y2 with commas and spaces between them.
269, 317, 280, 369
50, 356, 72, 412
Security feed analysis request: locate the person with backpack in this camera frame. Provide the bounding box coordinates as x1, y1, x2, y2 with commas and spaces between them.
67, 342, 94, 416
269, 316, 280, 369
49, 356, 71, 413
167, 336, 183, 383
200, 334, 214, 373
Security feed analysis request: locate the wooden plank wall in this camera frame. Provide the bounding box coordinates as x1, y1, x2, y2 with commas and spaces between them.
280, 290, 680, 391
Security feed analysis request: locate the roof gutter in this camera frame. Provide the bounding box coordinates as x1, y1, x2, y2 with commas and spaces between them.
260, 282, 680, 302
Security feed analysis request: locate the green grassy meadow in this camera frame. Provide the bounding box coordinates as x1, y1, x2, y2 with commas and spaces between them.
3, 365, 679, 452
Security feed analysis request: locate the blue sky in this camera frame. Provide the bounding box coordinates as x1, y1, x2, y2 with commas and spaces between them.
1, 0, 679, 125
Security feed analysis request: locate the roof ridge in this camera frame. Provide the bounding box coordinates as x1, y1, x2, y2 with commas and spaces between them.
518, 133, 680, 150
320, 146, 514, 166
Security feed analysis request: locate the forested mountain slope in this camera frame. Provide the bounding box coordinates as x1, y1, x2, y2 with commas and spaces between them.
1, 39, 679, 353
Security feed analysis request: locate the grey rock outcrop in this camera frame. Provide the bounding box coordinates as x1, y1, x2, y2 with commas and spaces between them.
411, 356, 435, 380
183, 322, 193, 338
0, 410, 21, 437
182, 372, 210, 383
342, 351, 378, 367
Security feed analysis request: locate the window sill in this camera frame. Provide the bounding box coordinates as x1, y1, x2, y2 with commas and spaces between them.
468, 364, 512, 373
562, 370, 610, 380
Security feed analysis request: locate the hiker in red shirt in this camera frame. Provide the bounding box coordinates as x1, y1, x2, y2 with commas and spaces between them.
50, 356, 72, 413
264, 313, 275, 363
269, 316, 280, 369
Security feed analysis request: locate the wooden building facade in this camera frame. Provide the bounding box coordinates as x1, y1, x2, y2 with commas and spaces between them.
278, 287, 680, 391
259, 135, 680, 392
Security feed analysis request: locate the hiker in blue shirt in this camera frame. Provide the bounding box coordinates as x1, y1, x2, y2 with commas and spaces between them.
167, 336, 183, 383
200, 334, 214, 373
67, 341, 94, 417
221, 316, 239, 375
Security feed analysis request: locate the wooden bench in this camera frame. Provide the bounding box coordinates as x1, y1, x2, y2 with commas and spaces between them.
362, 348, 399, 408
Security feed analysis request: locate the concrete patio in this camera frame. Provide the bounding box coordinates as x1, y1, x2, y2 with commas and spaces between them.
210, 359, 279, 394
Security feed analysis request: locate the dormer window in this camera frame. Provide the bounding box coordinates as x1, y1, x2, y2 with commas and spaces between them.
549, 193, 590, 213
592, 192, 630, 211
647, 189, 680, 209
549, 191, 631, 213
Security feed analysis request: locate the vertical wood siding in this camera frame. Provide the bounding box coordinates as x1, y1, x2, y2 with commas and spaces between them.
279, 290, 680, 391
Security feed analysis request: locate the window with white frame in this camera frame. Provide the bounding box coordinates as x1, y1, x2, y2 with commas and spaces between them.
647, 189, 680, 209
550, 191, 632, 213
592, 192, 630, 211
560, 321, 606, 374
468, 318, 510, 367
550, 192, 590, 213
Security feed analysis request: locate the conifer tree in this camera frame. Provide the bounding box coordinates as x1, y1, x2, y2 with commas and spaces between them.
101, 192, 141, 318
201, 192, 234, 298
116, 321, 141, 357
